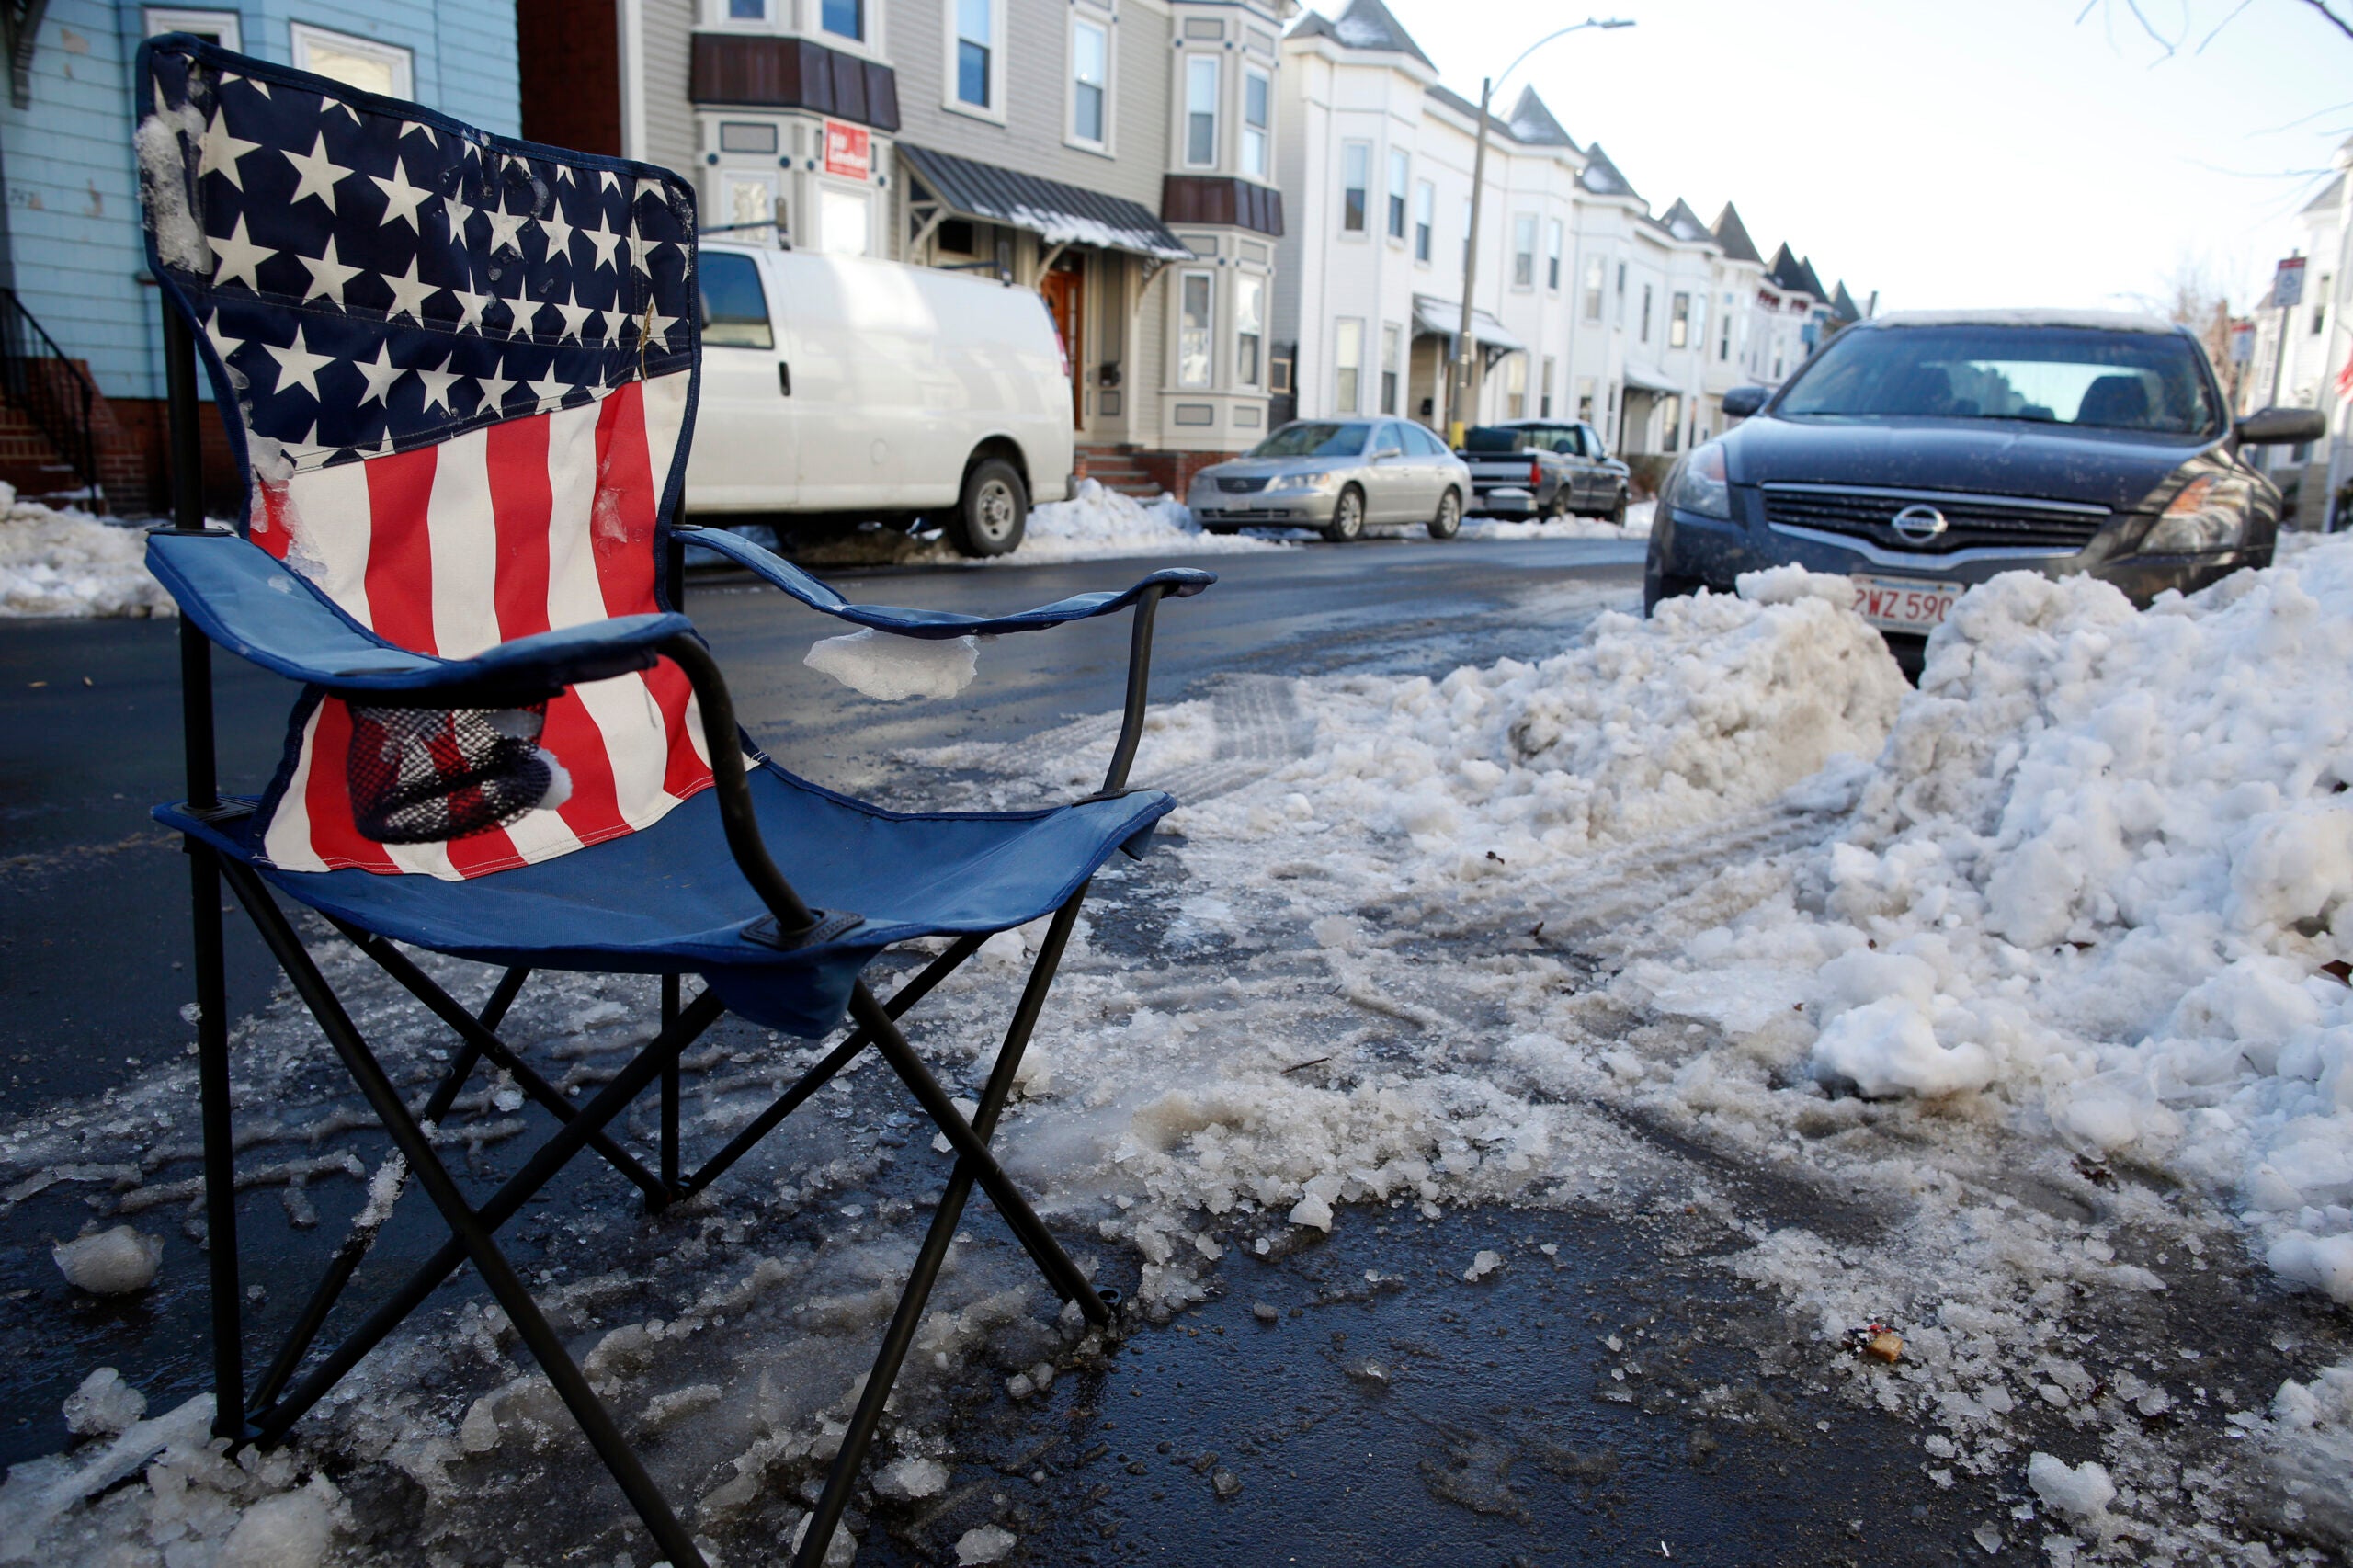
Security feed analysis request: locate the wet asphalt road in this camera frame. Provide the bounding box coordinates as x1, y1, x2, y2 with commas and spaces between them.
0, 534, 1644, 1119
0, 533, 2015, 1565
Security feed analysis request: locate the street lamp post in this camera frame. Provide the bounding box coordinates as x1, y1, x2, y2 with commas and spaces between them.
1448, 17, 1634, 448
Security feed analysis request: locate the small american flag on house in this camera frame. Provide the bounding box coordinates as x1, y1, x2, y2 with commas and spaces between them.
137, 33, 713, 880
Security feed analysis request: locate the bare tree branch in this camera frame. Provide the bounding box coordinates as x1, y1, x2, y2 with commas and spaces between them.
2121, 0, 2179, 58
2196, 0, 2256, 52
2292, 0, 2353, 43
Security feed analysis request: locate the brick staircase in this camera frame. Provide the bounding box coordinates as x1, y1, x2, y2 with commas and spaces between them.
1075, 445, 1171, 501
0, 398, 91, 504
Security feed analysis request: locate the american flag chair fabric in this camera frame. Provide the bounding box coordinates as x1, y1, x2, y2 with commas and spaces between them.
135, 33, 1212, 1568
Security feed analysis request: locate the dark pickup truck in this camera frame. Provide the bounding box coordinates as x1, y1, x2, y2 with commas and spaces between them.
1456, 420, 1631, 525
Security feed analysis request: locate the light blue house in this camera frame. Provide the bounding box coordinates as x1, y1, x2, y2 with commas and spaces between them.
0, 2, 516, 510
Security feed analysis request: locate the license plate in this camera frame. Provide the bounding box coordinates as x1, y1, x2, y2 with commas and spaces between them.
1850, 575, 1961, 633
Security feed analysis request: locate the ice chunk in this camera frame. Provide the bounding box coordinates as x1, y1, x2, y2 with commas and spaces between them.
805, 629, 979, 701
217, 1487, 335, 1568
61, 1368, 144, 1438
1288, 1192, 1334, 1232
51, 1226, 163, 1294
1463, 1249, 1502, 1281
2268, 1230, 2353, 1304
1735, 564, 1855, 607
790, 1513, 858, 1566
1810, 998, 1994, 1099
875, 1456, 950, 1501
956, 1524, 1017, 1564
2025, 1451, 2114, 1530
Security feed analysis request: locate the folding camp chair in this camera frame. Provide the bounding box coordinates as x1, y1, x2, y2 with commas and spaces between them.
135, 35, 1211, 1568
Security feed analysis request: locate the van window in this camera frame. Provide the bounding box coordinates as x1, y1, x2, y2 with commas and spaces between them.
699, 252, 774, 350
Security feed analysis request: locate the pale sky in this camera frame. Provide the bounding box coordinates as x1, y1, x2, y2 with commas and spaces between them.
1320, 0, 2353, 316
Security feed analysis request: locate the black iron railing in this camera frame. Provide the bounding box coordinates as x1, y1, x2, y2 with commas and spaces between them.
0, 286, 102, 505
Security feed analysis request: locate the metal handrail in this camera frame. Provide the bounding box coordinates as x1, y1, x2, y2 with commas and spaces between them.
0, 286, 102, 506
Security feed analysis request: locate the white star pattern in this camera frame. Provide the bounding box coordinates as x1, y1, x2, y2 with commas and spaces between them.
629, 233, 654, 278
369, 160, 431, 232
527, 368, 571, 410
592, 308, 624, 344
202, 314, 244, 365
475, 361, 517, 411
400, 119, 436, 144
297, 236, 363, 306
381, 258, 440, 323
640, 305, 677, 351
443, 191, 477, 241
350, 343, 405, 408
537, 204, 575, 263
415, 358, 462, 414
281, 131, 352, 212
598, 171, 620, 194
324, 97, 363, 127
483, 204, 529, 253
210, 216, 274, 291
450, 290, 490, 335
583, 224, 621, 272
266, 324, 335, 401
197, 112, 260, 189
548, 284, 592, 345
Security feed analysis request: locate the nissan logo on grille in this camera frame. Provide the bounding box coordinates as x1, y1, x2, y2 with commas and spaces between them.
1890, 504, 1949, 543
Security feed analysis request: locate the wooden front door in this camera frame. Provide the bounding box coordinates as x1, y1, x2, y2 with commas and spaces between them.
1039, 258, 1085, 430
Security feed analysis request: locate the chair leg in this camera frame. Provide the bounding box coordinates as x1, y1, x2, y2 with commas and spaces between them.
793, 891, 1102, 1568
419, 966, 530, 1124
188, 840, 247, 1442
661, 974, 681, 1193
220, 863, 712, 1568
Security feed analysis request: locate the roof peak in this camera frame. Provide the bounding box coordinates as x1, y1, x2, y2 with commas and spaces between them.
1321, 0, 1435, 68
1578, 142, 1639, 199
1711, 201, 1762, 264
1506, 85, 1577, 149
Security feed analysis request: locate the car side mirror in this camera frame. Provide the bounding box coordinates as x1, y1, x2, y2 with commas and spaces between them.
2234, 406, 2325, 446
1373, 446, 1404, 460
1721, 385, 1768, 419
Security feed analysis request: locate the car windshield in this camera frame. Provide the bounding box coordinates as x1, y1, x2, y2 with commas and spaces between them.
1251, 422, 1371, 459
1776, 325, 2221, 437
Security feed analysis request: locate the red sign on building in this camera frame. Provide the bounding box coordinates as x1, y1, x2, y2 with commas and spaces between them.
823, 119, 870, 181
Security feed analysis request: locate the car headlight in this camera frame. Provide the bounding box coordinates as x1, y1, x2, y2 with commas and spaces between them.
1267, 471, 1338, 493
1671, 441, 1732, 520
2141, 472, 2249, 553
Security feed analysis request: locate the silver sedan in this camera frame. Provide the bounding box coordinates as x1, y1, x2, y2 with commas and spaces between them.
1188, 419, 1472, 542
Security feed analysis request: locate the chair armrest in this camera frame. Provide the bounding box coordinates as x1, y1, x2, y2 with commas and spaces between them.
148, 529, 692, 699
676, 525, 1214, 639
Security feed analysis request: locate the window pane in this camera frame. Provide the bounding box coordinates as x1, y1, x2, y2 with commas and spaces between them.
820, 0, 860, 39
958, 0, 993, 105
1074, 23, 1107, 142
1381, 321, 1400, 414
699, 251, 775, 348
958, 0, 990, 40
1386, 150, 1407, 239
731, 0, 765, 17
1187, 57, 1218, 165
1414, 182, 1433, 263
1513, 214, 1535, 287
1243, 127, 1266, 179
1245, 69, 1269, 129
1335, 319, 1362, 413
1236, 276, 1263, 385
1342, 142, 1368, 233
1180, 274, 1213, 387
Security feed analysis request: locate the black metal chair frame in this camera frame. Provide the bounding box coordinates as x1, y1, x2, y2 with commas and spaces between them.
158, 311, 1163, 1568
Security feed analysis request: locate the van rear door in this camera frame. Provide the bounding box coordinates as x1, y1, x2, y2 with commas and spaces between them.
684, 248, 796, 509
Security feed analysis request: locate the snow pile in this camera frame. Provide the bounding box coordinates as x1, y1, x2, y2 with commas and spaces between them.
806, 628, 982, 701
50, 1227, 161, 1296
0, 486, 174, 619
1462, 497, 1654, 542
1011, 479, 1282, 563
1761, 552, 2353, 1301
1216, 569, 1904, 874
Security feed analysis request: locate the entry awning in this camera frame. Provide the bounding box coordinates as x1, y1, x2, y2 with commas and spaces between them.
1620, 368, 1679, 395
896, 144, 1194, 262
1411, 294, 1525, 352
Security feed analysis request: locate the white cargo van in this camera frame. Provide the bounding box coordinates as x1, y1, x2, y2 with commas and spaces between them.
687, 243, 1074, 557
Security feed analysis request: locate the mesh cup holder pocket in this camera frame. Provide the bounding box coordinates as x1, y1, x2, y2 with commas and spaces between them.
346, 701, 570, 844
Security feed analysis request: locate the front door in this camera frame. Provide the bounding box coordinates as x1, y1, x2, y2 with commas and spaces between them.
1038, 258, 1084, 430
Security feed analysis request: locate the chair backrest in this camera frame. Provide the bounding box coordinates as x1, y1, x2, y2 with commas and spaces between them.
137, 34, 713, 879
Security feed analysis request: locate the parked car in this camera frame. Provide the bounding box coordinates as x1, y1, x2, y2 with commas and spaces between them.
1644, 309, 2325, 669
687, 244, 1074, 557
1456, 420, 1631, 524
1188, 419, 1472, 542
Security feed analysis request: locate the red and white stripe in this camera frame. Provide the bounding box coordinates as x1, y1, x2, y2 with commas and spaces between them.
256, 373, 711, 879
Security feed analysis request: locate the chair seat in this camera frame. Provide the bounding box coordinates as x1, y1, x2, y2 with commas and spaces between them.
159, 761, 1170, 1035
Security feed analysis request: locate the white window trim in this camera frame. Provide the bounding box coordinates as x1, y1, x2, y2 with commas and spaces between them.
1176, 269, 1216, 390
1182, 53, 1221, 170
1338, 138, 1370, 239
944, 0, 1007, 124
289, 22, 414, 99
1240, 64, 1272, 182
144, 7, 241, 49
1234, 272, 1266, 390
1065, 11, 1113, 157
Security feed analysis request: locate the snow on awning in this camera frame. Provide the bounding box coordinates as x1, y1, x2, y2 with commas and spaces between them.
896, 144, 1194, 262
1410, 294, 1526, 352
1620, 368, 1679, 395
